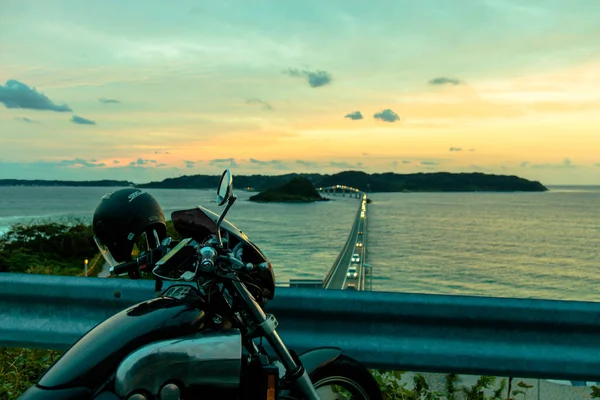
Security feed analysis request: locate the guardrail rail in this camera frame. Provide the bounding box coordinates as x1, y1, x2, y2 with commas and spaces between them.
2, 273, 600, 381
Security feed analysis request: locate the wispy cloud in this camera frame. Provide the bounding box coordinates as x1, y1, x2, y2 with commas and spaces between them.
530, 158, 576, 169
113, 160, 120, 164
71, 115, 96, 125
184, 160, 196, 168
209, 158, 238, 167
285, 68, 332, 88
421, 161, 439, 165
246, 98, 273, 110
450, 147, 462, 152
99, 98, 120, 104
0, 80, 72, 112
15, 117, 37, 123
429, 77, 463, 85
58, 158, 105, 168
329, 161, 360, 169
296, 160, 319, 168
130, 158, 157, 166
374, 109, 400, 122
344, 111, 363, 120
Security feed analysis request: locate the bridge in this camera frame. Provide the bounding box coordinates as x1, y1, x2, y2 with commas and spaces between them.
317, 185, 363, 199
290, 187, 370, 291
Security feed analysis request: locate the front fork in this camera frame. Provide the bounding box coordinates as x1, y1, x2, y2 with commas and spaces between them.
231, 279, 322, 400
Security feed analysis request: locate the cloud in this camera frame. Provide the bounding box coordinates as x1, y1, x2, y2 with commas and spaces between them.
184, 160, 196, 168
402, 160, 411, 164
296, 160, 319, 168
429, 77, 463, 85
420, 161, 439, 165
132, 158, 157, 166
373, 109, 400, 123
71, 115, 96, 125
0, 79, 72, 112
15, 117, 37, 123
524, 158, 576, 169
469, 149, 476, 152
329, 161, 359, 169
209, 158, 238, 167
156, 163, 168, 167
450, 147, 462, 152
153, 151, 170, 154
345, 111, 363, 120
113, 160, 120, 164
391, 161, 398, 167
58, 158, 105, 168
285, 68, 332, 88
594, 163, 600, 167
247, 159, 289, 170
99, 98, 120, 104
246, 98, 273, 110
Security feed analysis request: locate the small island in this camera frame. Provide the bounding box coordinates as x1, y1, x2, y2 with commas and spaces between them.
249, 177, 328, 203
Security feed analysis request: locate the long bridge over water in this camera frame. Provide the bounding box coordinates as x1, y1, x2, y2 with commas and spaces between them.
289, 185, 371, 291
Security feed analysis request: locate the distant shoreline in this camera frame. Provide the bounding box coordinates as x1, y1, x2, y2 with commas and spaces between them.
0, 171, 550, 192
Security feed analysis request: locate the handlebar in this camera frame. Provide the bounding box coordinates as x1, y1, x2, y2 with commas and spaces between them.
109, 259, 140, 276
109, 238, 270, 280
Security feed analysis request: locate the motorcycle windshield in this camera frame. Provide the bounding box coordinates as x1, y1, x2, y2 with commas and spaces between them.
171, 206, 276, 300
171, 206, 251, 243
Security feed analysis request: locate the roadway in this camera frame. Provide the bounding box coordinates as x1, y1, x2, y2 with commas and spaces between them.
323, 194, 367, 290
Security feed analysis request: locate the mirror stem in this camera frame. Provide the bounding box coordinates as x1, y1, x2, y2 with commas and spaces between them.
216, 196, 237, 248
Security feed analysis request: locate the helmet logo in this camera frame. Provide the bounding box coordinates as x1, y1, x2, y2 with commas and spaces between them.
101, 192, 114, 200
128, 190, 146, 203
127, 232, 135, 241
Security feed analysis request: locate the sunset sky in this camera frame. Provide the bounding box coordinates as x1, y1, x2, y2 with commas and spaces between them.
1, 0, 599, 184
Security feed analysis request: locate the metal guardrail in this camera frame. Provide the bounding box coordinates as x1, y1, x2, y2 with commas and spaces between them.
322, 200, 364, 288
2, 272, 600, 381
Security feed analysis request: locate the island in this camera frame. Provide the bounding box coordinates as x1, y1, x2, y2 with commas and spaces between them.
137, 171, 548, 193
249, 177, 328, 203
0, 171, 549, 193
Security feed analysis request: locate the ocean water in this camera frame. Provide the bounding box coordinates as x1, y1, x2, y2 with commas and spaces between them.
1, 185, 599, 302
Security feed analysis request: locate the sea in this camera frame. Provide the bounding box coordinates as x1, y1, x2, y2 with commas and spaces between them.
1, 185, 599, 302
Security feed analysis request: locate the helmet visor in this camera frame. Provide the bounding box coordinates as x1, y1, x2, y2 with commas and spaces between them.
94, 236, 121, 268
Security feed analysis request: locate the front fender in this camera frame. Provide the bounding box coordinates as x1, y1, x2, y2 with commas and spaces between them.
298, 347, 342, 375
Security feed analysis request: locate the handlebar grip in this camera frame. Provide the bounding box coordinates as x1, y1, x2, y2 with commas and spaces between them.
109, 260, 139, 276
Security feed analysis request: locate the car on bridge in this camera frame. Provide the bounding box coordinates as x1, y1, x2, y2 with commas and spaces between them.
358, 231, 363, 236
356, 242, 363, 248
345, 284, 356, 290
351, 253, 360, 264
346, 266, 358, 279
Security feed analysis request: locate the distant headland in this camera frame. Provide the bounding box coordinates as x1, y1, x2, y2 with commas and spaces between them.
0, 171, 549, 192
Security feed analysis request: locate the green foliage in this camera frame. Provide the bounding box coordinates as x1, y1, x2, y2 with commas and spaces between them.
0, 347, 62, 400
369, 371, 536, 400
0, 218, 98, 275
591, 385, 600, 398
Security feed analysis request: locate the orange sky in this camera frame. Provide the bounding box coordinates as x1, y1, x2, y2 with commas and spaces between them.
1, 0, 599, 184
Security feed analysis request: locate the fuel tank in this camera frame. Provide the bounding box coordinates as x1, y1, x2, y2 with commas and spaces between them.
36, 296, 205, 391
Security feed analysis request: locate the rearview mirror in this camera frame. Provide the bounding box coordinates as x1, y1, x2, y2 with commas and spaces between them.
216, 169, 233, 206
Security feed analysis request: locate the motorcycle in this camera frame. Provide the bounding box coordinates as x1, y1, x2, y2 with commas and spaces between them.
20, 170, 382, 400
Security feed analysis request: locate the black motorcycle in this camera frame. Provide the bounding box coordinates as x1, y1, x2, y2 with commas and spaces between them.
20, 170, 382, 400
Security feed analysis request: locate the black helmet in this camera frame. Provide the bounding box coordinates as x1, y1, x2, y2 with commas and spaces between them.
92, 188, 167, 267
